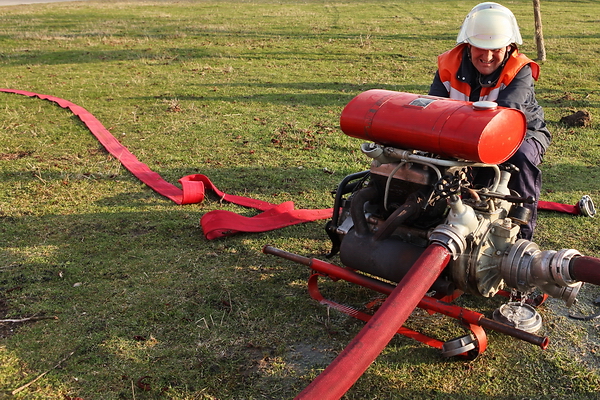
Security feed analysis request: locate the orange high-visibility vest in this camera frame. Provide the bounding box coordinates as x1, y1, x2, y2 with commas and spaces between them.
437, 43, 540, 102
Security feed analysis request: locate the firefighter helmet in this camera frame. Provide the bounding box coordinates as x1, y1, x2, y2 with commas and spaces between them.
456, 2, 522, 49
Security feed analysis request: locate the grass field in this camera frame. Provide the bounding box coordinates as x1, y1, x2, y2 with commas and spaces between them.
0, 0, 599, 399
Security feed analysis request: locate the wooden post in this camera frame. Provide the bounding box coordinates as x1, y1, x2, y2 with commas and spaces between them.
533, 0, 546, 61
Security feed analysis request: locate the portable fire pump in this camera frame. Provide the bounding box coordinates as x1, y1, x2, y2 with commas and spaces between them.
263, 89, 600, 399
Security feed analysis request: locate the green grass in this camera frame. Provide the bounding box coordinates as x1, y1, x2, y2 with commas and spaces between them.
0, 0, 599, 398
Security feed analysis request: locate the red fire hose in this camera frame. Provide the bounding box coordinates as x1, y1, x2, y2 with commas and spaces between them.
0, 88, 332, 239
295, 243, 452, 399
538, 196, 596, 218
570, 256, 600, 286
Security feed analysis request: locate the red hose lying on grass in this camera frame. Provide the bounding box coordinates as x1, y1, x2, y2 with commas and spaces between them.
0, 88, 332, 239
538, 196, 596, 218
0, 88, 592, 240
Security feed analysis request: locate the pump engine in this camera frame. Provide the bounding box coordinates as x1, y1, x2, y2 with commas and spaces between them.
264, 90, 600, 398
327, 89, 588, 313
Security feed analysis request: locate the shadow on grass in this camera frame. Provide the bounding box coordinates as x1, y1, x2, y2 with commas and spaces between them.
537, 87, 600, 110
0, 97, 599, 398
0, 163, 359, 205
134, 81, 432, 108
1, 201, 600, 397
0, 204, 328, 395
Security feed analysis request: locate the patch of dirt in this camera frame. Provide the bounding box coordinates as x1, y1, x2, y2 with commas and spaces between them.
286, 343, 336, 374
560, 110, 592, 127
250, 342, 337, 397
544, 283, 600, 370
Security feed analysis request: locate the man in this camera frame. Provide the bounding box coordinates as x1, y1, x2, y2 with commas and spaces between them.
429, 2, 551, 240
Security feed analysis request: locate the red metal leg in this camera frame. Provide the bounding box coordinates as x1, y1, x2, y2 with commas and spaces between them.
308, 272, 445, 350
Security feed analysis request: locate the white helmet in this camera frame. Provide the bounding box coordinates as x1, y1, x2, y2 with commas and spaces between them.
456, 2, 522, 49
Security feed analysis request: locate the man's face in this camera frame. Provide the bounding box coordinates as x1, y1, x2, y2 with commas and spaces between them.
469, 45, 510, 76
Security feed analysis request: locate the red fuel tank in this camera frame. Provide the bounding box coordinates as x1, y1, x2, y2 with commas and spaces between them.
340, 90, 527, 164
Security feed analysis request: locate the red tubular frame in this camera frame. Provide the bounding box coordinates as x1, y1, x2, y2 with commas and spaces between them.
263, 245, 551, 399
263, 245, 549, 350
307, 272, 460, 351
294, 243, 451, 399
